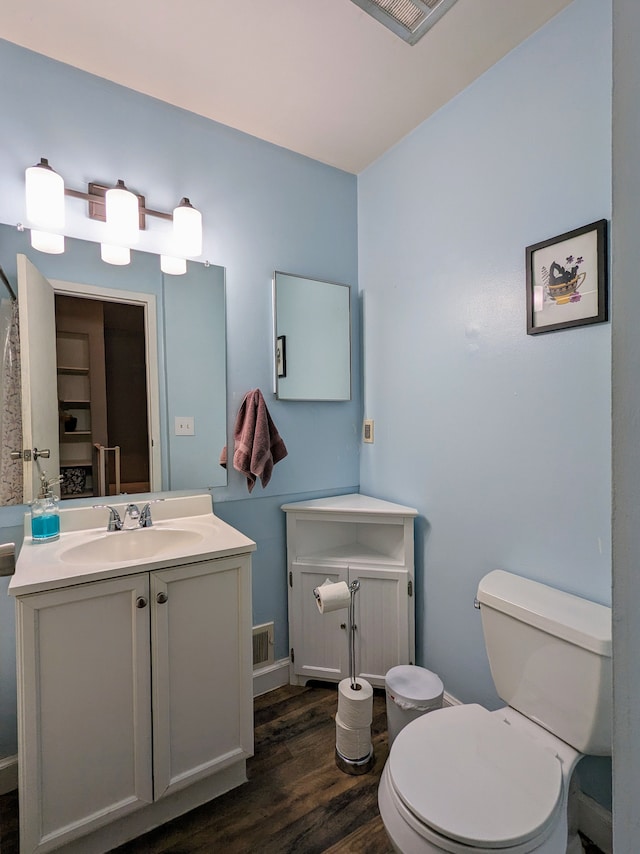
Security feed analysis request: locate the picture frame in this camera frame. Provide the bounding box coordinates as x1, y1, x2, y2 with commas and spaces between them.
526, 219, 608, 335
276, 335, 287, 378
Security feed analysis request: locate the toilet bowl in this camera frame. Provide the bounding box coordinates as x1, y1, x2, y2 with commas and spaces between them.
378, 704, 582, 853
378, 570, 612, 854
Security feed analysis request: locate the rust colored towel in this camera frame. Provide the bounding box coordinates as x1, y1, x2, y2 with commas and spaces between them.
233, 389, 288, 492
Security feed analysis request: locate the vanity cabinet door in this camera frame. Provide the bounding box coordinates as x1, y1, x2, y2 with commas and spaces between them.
289, 562, 349, 684
16, 574, 153, 853
150, 556, 253, 799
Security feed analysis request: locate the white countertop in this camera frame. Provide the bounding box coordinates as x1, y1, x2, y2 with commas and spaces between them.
10, 494, 255, 596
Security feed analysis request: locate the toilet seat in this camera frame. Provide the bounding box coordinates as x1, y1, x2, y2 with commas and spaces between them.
387, 704, 564, 849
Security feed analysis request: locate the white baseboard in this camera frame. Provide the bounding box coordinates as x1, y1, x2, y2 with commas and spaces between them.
442, 690, 461, 707
577, 790, 612, 853
0, 754, 18, 794
253, 658, 291, 697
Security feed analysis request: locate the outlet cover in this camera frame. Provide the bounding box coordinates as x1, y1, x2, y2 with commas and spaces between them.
175, 416, 195, 436
363, 419, 374, 443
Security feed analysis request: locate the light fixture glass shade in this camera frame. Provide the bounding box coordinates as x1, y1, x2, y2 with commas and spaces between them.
172, 198, 202, 257
25, 158, 65, 231
160, 255, 187, 276
101, 243, 131, 266
105, 180, 139, 245
30, 230, 64, 254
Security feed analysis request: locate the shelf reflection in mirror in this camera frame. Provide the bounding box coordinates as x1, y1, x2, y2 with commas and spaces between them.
0, 223, 227, 506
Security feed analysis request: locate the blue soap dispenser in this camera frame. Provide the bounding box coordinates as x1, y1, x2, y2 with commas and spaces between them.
31, 472, 62, 543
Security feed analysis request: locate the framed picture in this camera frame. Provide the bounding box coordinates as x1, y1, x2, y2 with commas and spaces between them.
526, 219, 608, 335
276, 335, 287, 378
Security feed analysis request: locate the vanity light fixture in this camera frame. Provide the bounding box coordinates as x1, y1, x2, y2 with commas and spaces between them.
23, 158, 203, 274
24, 158, 65, 253
105, 180, 140, 247
30, 230, 65, 255
172, 198, 202, 258
160, 255, 187, 276
100, 244, 131, 266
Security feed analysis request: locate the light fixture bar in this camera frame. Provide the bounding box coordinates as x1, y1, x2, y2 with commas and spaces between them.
65, 185, 181, 226
24, 159, 204, 262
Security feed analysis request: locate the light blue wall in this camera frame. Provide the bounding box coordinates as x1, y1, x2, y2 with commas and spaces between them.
0, 39, 360, 759
358, 0, 611, 804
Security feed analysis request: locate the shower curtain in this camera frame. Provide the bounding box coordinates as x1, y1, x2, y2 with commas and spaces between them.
0, 298, 23, 505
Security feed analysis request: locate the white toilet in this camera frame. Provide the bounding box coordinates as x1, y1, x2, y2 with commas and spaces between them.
378, 569, 612, 854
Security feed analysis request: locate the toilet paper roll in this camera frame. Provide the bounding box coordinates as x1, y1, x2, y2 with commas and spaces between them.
335, 715, 372, 761
314, 579, 351, 614
338, 677, 373, 728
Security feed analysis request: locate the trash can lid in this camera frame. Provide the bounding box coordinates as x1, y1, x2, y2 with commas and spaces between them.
385, 665, 443, 704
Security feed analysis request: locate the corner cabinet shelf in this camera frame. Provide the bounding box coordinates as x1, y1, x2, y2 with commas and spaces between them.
282, 493, 418, 689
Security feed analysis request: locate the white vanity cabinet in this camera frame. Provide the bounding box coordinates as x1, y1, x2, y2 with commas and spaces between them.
10, 495, 255, 854
283, 494, 418, 688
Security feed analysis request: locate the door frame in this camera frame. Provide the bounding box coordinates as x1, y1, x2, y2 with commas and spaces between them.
51, 279, 161, 493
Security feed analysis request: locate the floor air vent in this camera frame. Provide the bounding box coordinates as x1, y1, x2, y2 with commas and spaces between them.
253, 623, 275, 669
349, 0, 459, 45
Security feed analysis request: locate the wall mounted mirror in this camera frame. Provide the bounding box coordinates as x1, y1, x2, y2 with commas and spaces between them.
0, 224, 227, 506
273, 271, 351, 401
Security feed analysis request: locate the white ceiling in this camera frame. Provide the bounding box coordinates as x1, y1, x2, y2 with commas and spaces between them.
3, 0, 572, 174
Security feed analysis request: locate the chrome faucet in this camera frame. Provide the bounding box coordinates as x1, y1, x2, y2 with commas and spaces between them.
94, 505, 123, 532
94, 499, 164, 531
139, 499, 164, 528
123, 503, 141, 530
139, 503, 153, 527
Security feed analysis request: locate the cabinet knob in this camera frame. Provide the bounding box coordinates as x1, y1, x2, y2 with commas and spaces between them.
340, 623, 346, 630
156, 592, 168, 605
136, 596, 148, 609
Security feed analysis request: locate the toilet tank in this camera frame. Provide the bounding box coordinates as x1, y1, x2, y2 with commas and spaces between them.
477, 570, 612, 755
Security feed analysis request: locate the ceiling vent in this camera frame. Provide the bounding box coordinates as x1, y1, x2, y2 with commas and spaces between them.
350, 0, 459, 45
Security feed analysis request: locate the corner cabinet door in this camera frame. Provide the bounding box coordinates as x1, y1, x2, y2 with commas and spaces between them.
290, 562, 349, 683
16, 574, 153, 854
151, 555, 253, 799
351, 566, 412, 687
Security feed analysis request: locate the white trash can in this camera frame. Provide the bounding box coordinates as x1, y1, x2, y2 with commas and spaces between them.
385, 665, 444, 746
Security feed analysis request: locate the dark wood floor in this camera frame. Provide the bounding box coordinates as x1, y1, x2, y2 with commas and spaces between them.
0, 683, 392, 854
0, 682, 606, 853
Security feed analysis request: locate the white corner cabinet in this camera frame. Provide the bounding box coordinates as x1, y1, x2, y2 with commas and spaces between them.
10, 496, 255, 854
282, 493, 418, 689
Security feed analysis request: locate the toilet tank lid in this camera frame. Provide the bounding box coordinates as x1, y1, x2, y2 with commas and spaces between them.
477, 570, 611, 657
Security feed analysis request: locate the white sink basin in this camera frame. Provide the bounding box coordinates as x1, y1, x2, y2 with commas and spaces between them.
60, 528, 205, 565
10, 494, 257, 596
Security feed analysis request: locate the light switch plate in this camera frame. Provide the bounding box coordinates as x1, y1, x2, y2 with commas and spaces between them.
175, 416, 195, 436
363, 419, 374, 443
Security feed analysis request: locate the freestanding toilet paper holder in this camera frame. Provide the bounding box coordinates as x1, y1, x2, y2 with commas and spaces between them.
346, 579, 361, 690
312, 578, 375, 774
340, 580, 375, 775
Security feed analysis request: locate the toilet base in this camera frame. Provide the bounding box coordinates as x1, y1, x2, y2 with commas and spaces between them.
378, 762, 574, 854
